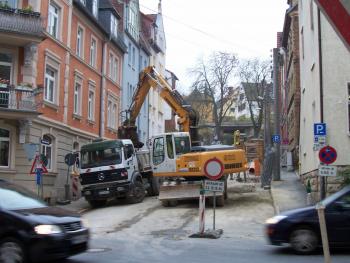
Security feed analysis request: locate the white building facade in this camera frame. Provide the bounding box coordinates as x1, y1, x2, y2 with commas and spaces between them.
298, 0, 350, 197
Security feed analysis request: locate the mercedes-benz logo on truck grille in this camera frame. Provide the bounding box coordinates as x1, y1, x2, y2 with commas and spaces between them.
98, 173, 105, 181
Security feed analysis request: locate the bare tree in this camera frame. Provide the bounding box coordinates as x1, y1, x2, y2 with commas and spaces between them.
238, 58, 271, 137
189, 52, 238, 142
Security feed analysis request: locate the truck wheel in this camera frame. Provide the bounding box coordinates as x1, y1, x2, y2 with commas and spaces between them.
148, 176, 160, 196
128, 180, 146, 204
88, 200, 107, 208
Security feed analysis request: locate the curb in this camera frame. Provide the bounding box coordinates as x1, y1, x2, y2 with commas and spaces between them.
269, 187, 280, 215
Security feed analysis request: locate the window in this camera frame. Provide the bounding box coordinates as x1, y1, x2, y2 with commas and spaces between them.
132, 47, 135, 68
153, 137, 164, 165
48, 2, 59, 38
110, 15, 118, 38
41, 135, 53, 170
80, 0, 86, 5
77, 27, 84, 58
0, 52, 13, 85
124, 144, 134, 160
107, 98, 118, 129
90, 38, 97, 67
128, 43, 131, 65
108, 53, 118, 82
44, 67, 56, 103
348, 84, 350, 133
88, 90, 94, 121
74, 81, 82, 115
166, 135, 174, 159
0, 128, 9, 167
92, 0, 98, 17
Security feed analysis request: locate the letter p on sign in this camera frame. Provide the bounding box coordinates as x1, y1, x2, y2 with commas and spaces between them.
314, 123, 326, 136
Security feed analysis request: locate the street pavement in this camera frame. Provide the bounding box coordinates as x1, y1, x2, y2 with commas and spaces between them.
270, 169, 308, 214
54, 173, 350, 263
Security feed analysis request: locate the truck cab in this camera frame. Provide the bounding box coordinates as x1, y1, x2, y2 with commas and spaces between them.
79, 139, 146, 207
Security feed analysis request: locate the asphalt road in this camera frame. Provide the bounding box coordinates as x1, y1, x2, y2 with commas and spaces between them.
65, 183, 350, 263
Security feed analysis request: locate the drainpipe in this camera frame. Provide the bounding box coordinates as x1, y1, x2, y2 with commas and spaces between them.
317, 8, 326, 200
99, 40, 107, 138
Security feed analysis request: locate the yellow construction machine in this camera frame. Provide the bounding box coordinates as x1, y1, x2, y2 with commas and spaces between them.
118, 66, 248, 206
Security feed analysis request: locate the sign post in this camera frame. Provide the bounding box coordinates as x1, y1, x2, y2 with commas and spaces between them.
30, 155, 48, 198
190, 158, 224, 239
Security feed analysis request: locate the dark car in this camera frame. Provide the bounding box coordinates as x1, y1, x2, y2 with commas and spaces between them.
265, 185, 350, 254
0, 180, 89, 262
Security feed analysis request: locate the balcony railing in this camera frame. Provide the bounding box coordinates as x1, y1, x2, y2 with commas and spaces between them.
0, 84, 41, 111
0, 7, 44, 38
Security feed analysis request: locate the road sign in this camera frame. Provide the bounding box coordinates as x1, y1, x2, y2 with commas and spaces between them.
30, 155, 48, 174
204, 158, 224, 180
314, 123, 326, 136
204, 180, 225, 192
319, 165, 337, 177
314, 135, 326, 144
314, 0, 350, 51
65, 153, 77, 166
319, 146, 337, 165
272, 135, 281, 143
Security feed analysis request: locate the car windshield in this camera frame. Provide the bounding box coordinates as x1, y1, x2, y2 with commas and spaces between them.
0, 183, 46, 210
81, 147, 122, 169
174, 136, 191, 156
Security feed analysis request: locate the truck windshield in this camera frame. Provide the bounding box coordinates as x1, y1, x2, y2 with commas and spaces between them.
174, 136, 191, 155
81, 147, 122, 169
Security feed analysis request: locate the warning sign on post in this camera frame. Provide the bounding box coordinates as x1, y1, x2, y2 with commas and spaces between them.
204, 180, 224, 192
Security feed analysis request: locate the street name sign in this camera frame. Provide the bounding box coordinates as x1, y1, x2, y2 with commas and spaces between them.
204, 180, 225, 192
319, 165, 337, 177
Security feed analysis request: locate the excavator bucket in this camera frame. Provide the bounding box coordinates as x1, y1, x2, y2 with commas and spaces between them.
118, 125, 144, 148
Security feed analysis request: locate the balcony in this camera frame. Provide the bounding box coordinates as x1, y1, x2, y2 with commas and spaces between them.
0, 7, 44, 46
0, 83, 41, 120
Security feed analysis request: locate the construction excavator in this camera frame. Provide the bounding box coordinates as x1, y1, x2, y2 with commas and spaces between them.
118, 66, 248, 206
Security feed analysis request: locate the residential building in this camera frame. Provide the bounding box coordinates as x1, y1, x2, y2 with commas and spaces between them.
0, 1, 45, 185
280, 0, 301, 170
111, 0, 150, 147
298, 0, 350, 198
0, 0, 127, 201
141, 1, 166, 138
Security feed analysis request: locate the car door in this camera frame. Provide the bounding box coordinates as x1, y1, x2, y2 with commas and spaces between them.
325, 191, 350, 245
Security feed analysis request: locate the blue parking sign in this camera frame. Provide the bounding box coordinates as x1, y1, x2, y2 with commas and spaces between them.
272, 135, 281, 143
314, 123, 326, 136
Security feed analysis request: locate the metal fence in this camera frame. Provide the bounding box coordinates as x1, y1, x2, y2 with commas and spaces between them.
0, 86, 38, 111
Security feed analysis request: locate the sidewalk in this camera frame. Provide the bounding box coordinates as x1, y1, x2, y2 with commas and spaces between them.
270, 169, 308, 214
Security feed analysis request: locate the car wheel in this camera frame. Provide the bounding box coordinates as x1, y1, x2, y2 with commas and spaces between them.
0, 237, 25, 263
88, 199, 107, 208
289, 227, 318, 254
128, 180, 146, 204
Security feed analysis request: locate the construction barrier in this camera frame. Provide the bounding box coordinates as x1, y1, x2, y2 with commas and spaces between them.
199, 192, 206, 234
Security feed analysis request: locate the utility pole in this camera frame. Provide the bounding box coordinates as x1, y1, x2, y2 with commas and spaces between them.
273, 48, 281, 181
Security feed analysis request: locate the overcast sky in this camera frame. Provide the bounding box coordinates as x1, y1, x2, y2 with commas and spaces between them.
139, 0, 289, 93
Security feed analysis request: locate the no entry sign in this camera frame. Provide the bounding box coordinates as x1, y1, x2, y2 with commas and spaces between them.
204, 158, 224, 180
319, 146, 337, 165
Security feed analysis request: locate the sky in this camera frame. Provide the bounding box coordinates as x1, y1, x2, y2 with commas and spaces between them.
139, 0, 289, 94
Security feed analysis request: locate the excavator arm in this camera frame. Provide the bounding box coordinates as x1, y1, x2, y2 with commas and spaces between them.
118, 66, 199, 148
